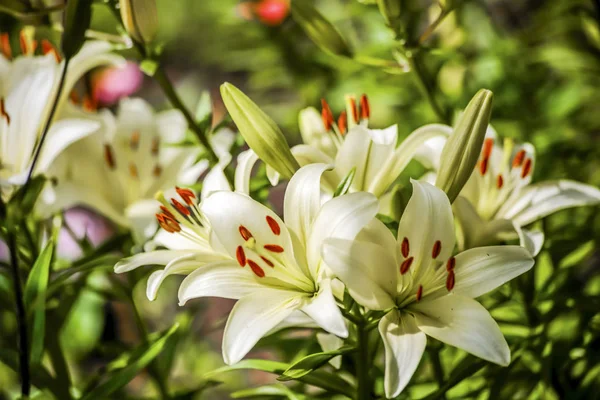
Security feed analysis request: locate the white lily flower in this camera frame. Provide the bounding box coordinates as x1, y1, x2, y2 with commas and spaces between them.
45, 98, 210, 241
0, 39, 123, 198
291, 95, 448, 197
177, 163, 379, 365
420, 126, 600, 254
322, 180, 534, 398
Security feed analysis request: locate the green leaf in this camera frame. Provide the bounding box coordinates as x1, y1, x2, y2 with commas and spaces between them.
140, 59, 159, 76
231, 384, 306, 399
278, 346, 355, 381
81, 324, 179, 400
24, 239, 54, 365
558, 240, 594, 269
333, 167, 356, 197
205, 359, 354, 398
6, 175, 46, 223
61, 0, 93, 58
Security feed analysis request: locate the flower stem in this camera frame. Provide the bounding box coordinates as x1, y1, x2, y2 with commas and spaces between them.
7, 230, 30, 397
406, 52, 451, 124
428, 346, 446, 398
418, 8, 451, 45
356, 319, 371, 400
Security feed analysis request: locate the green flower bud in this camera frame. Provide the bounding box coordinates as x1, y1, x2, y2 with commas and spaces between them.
61, 0, 93, 58
435, 89, 493, 203
291, 1, 352, 57
220, 83, 300, 179
119, 0, 159, 44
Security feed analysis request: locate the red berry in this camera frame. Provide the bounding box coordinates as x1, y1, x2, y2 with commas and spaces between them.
255, 0, 289, 26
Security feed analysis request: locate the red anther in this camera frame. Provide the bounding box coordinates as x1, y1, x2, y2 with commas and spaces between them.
400, 256, 413, 275
446, 257, 456, 272
239, 225, 253, 241
359, 94, 370, 120
482, 138, 494, 159
521, 158, 532, 178
264, 244, 284, 253
512, 149, 525, 168
41, 39, 61, 62
129, 162, 138, 179
432, 240, 442, 259
69, 90, 80, 105
479, 156, 489, 176
159, 206, 176, 221
83, 95, 97, 112
261, 256, 274, 268
153, 164, 162, 177
172, 198, 190, 216
401, 237, 410, 258
321, 99, 334, 131
103, 144, 116, 169
0, 98, 10, 124
130, 131, 140, 150
416, 285, 423, 301
446, 270, 455, 291
236, 246, 247, 266
337, 111, 347, 135
247, 259, 265, 277
19, 30, 28, 55
176, 187, 196, 205
266, 215, 281, 235
151, 137, 160, 155
496, 174, 504, 189
156, 213, 181, 233
1, 33, 11, 59
348, 96, 358, 124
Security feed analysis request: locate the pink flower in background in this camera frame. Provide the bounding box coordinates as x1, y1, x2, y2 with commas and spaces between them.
237, 0, 290, 26
57, 207, 115, 260
92, 62, 143, 106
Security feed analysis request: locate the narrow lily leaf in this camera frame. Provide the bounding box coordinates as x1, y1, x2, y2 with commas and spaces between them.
80, 324, 179, 400
232, 384, 306, 399
61, 0, 93, 58
333, 167, 356, 197
24, 239, 54, 365
205, 359, 354, 397
7, 176, 46, 221
291, 0, 352, 57
278, 345, 356, 381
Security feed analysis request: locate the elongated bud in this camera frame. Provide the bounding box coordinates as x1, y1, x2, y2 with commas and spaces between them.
220, 83, 300, 179
119, 0, 159, 44
62, 0, 93, 58
377, 0, 402, 29
291, 1, 352, 57
435, 89, 493, 203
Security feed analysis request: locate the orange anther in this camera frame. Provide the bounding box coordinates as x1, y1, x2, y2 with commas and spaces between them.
266, 215, 281, 235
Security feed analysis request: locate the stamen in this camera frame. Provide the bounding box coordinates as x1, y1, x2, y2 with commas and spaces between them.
41, 39, 61, 62
247, 259, 265, 277
266, 215, 281, 235
479, 157, 489, 176
83, 95, 97, 112
346, 95, 358, 124
69, 90, 80, 105
129, 162, 138, 179
0, 33, 11, 59
337, 111, 347, 134
260, 256, 274, 268
103, 144, 116, 169
321, 99, 334, 131
151, 137, 160, 155
176, 187, 196, 205
401, 237, 410, 258
482, 138, 494, 159
521, 158, 532, 178
239, 225, 253, 241
512, 149, 525, 168
264, 244, 284, 253
130, 131, 140, 150
446, 257, 455, 272
0, 98, 10, 124
416, 285, 423, 301
359, 94, 370, 120
400, 256, 413, 275
496, 174, 504, 189
156, 213, 181, 233
431, 240, 442, 259
236, 246, 246, 266
172, 198, 190, 216
153, 164, 162, 177
159, 206, 176, 221
19, 30, 28, 55
446, 270, 455, 291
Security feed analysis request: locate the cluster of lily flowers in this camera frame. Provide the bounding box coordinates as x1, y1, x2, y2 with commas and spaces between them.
3, 35, 600, 398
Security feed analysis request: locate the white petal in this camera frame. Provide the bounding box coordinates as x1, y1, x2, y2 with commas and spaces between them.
114, 250, 193, 273
125, 199, 160, 243
178, 261, 263, 304
517, 227, 545, 257
412, 294, 510, 366
201, 165, 231, 200
378, 310, 427, 398
234, 149, 259, 195
322, 238, 396, 310
412, 124, 453, 170
211, 128, 236, 159
269, 310, 319, 335
334, 127, 371, 191
369, 124, 451, 196
300, 279, 348, 337
316, 333, 344, 369
266, 165, 281, 186
355, 218, 398, 252
284, 163, 331, 245
155, 109, 187, 143
500, 180, 600, 226
451, 246, 534, 298
223, 289, 303, 364
362, 126, 398, 190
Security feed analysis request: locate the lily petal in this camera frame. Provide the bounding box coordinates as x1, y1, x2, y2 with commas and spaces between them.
412, 294, 510, 366
334, 127, 371, 192
316, 332, 344, 369
412, 124, 453, 170
322, 238, 396, 310
222, 288, 303, 364
201, 165, 231, 200
517, 227, 545, 257
114, 250, 193, 273
300, 279, 348, 338
379, 310, 427, 399
235, 149, 259, 195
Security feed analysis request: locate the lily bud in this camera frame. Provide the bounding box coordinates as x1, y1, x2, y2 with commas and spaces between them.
435, 89, 493, 203
291, 1, 352, 57
62, 0, 93, 58
119, 0, 159, 44
220, 83, 300, 179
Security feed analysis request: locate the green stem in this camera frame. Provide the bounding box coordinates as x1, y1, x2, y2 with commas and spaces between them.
418, 8, 451, 45
428, 346, 446, 398
406, 52, 451, 124
7, 230, 30, 397
356, 321, 371, 400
